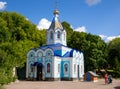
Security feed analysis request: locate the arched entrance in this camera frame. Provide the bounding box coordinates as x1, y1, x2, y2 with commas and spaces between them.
37, 63, 43, 80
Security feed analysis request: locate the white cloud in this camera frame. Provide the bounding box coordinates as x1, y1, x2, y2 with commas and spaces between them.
105, 35, 120, 43
0, 1, 7, 10
99, 34, 120, 43
37, 18, 51, 30
99, 34, 107, 39
74, 26, 86, 32
26, 18, 29, 21
85, 0, 101, 6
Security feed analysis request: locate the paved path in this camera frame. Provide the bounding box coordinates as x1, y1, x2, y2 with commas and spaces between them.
5, 79, 120, 89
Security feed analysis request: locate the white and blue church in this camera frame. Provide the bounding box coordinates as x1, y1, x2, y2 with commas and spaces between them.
26, 9, 84, 81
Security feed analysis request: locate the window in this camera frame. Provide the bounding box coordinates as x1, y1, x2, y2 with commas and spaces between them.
29, 52, 35, 61
58, 64, 60, 73
50, 31, 53, 39
46, 51, 52, 57
46, 51, 52, 58
29, 52, 34, 58
47, 63, 50, 73
64, 64, 68, 74
31, 54, 33, 57
74, 64, 76, 73
48, 53, 50, 56
57, 31, 60, 38
37, 52, 42, 57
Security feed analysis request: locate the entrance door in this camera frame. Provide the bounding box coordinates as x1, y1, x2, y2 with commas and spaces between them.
37, 63, 43, 80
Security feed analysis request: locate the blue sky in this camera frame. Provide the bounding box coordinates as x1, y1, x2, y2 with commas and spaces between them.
0, 0, 120, 42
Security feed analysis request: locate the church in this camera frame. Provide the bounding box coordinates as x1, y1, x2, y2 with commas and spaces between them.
26, 8, 84, 81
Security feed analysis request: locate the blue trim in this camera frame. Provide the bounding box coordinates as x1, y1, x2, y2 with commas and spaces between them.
40, 43, 82, 58
61, 61, 70, 78
37, 58, 42, 62
29, 43, 83, 58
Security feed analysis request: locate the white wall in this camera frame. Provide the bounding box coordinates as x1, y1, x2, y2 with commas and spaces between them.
53, 57, 61, 78
71, 51, 84, 79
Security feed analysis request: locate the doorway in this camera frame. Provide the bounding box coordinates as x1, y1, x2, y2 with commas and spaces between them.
37, 63, 43, 80
77, 65, 79, 79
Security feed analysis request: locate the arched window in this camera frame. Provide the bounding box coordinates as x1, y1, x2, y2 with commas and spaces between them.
29, 52, 35, 58
46, 51, 52, 57
47, 63, 50, 73
50, 31, 53, 39
64, 64, 68, 74
57, 31, 60, 39
37, 52, 42, 58
29, 52, 35, 62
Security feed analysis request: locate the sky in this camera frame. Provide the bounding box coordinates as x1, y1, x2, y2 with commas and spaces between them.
0, 0, 120, 42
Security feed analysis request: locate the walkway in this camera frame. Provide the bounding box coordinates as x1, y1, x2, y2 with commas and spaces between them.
5, 79, 120, 89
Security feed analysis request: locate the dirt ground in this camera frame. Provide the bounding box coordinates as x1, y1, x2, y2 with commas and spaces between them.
5, 79, 120, 89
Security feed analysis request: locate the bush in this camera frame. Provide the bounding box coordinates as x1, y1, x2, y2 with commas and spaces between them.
0, 85, 4, 89
107, 70, 120, 78
0, 67, 17, 85
13, 76, 18, 82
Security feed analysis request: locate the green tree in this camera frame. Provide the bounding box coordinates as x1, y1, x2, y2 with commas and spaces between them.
0, 49, 14, 85
108, 38, 120, 65
68, 31, 107, 71
108, 38, 120, 77
0, 11, 46, 84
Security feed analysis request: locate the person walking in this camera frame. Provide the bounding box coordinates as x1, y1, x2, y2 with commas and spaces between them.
104, 73, 108, 85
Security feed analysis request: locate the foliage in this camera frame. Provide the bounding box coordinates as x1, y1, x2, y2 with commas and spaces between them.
0, 49, 14, 85
107, 38, 120, 77
108, 38, 120, 67
62, 22, 108, 72
67, 31, 107, 71
0, 11, 46, 84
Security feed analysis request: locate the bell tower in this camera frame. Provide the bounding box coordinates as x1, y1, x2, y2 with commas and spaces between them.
46, 8, 67, 46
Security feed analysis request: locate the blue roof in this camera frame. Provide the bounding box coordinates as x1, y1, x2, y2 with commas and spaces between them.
31, 43, 82, 58
62, 51, 71, 57
40, 43, 65, 50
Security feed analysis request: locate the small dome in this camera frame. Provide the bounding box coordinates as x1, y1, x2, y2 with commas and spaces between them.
53, 9, 59, 15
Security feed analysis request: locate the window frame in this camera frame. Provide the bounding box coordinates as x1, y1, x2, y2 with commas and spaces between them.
57, 31, 60, 39
47, 63, 50, 73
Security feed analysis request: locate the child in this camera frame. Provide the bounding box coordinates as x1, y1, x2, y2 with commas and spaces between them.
104, 73, 108, 84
